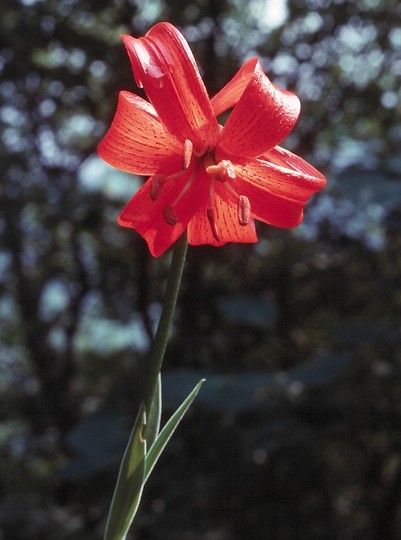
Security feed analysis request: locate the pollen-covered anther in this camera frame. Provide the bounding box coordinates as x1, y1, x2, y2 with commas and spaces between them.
150, 175, 165, 201
162, 204, 178, 225
182, 139, 194, 170
238, 195, 251, 226
206, 159, 236, 182
207, 208, 220, 241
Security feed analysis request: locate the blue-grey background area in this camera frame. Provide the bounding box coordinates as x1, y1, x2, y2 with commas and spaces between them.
1, 0, 401, 538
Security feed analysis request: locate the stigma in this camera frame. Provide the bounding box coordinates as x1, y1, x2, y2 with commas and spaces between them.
205, 159, 236, 182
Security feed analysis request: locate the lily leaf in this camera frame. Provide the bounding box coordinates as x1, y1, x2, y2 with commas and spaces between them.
144, 374, 161, 449
145, 378, 205, 482
104, 404, 147, 540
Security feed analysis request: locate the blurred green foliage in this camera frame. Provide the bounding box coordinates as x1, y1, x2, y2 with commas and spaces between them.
1, 0, 401, 538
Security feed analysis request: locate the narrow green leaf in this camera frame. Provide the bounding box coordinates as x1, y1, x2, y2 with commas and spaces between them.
143, 374, 161, 449
103, 378, 204, 539
145, 379, 205, 482
104, 404, 147, 540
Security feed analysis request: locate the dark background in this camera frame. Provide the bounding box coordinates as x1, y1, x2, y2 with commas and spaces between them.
1, 0, 401, 538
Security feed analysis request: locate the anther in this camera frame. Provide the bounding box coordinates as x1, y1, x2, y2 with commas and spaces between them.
237, 195, 251, 226
163, 205, 178, 225
150, 175, 165, 201
182, 139, 193, 170
206, 159, 236, 182
207, 208, 220, 241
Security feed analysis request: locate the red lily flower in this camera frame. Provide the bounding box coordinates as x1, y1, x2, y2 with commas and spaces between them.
98, 22, 326, 257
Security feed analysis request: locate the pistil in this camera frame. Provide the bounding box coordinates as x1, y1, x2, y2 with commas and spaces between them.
205, 159, 236, 182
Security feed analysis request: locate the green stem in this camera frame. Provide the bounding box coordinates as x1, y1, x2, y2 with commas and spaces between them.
143, 233, 188, 414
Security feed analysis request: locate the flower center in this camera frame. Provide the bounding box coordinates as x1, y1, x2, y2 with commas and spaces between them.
152, 139, 251, 240
203, 156, 251, 241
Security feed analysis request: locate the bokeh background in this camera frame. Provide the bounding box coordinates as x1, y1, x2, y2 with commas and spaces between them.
1, 0, 401, 538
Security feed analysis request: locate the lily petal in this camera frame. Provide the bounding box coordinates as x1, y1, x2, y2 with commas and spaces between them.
118, 168, 202, 257
122, 23, 219, 154
217, 60, 300, 160
187, 173, 258, 246
98, 91, 183, 176
211, 58, 258, 117
229, 151, 326, 228
260, 145, 328, 181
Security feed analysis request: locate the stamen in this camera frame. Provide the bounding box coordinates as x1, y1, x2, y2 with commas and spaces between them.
206, 159, 236, 182
237, 195, 251, 226
182, 139, 193, 170
162, 205, 177, 225
207, 208, 220, 241
174, 164, 199, 208
157, 165, 198, 227
150, 175, 165, 201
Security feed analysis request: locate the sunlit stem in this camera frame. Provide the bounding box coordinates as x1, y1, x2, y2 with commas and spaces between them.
142, 233, 188, 417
